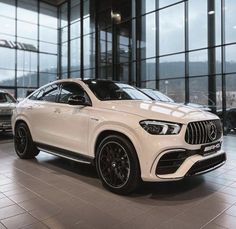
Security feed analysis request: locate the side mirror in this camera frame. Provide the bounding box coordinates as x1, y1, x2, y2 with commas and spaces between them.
68, 95, 90, 106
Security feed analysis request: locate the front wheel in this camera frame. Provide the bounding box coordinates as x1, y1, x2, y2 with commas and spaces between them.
14, 122, 39, 159
96, 135, 141, 195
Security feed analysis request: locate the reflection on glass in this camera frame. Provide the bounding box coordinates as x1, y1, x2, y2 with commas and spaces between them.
61, 42, 68, 72
84, 68, 94, 79
216, 47, 222, 74
189, 49, 208, 76
0, 47, 15, 69
0, 0, 15, 18
141, 12, 156, 59
71, 22, 80, 39
159, 53, 185, 79
159, 78, 185, 102
39, 2, 57, 28
0, 16, 15, 35
70, 38, 80, 71
189, 76, 208, 105
215, 0, 222, 45
159, 3, 184, 55
17, 51, 37, 72
17, 88, 36, 99
118, 21, 131, 64
17, 21, 38, 40
18, 0, 38, 24
62, 26, 68, 42
159, 0, 182, 8
70, 70, 80, 78
71, 3, 80, 23
84, 34, 95, 69
40, 26, 57, 43
0, 69, 15, 86
39, 54, 57, 73
225, 0, 236, 44
141, 58, 156, 88
189, 0, 207, 50
40, 42, 57, 54
39, 73, 57, 86
60, 2, 68, 27
141, 0, 155, 14
17, 71, 37, 87
225, 44, 236, 73
226, 74, 236, 108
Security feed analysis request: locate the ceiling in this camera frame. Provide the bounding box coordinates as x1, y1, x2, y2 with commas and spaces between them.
42, 0, 66, 6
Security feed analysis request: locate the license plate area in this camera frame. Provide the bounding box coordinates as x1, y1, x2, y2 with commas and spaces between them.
200, 142, 222, 156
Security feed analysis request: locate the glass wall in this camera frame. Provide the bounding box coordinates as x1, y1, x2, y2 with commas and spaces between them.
0, 0, 236, 134
0, 0, 58, 99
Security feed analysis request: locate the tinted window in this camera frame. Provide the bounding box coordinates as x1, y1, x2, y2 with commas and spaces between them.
85, 80, 151, 101
5, 94, 16, 103
0, 93, 15, 103
40, 84, 58, 102
29, 84, 58, 102
59, 83, 90, 104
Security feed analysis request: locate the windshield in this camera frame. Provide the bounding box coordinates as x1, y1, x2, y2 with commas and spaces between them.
142, 89, 174, 102
0, 92, 16, 103
84, 80, 151, 101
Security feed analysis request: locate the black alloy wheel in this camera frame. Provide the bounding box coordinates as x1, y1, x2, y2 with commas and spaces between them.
14, 122, 39, 159
96, 135, 140, 195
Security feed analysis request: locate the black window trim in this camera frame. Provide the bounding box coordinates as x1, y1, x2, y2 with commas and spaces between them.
57, 82, 92, 106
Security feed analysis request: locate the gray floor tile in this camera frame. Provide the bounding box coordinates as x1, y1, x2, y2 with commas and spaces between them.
1, 212, 38, 229
0, 205, 25, 220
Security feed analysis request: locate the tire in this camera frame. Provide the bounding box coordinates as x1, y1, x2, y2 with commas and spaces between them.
14, 122, 39, 159
96, 135, 141, 195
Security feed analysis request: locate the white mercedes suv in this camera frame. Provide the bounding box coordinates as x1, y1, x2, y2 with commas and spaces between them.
12, 79, 226, 194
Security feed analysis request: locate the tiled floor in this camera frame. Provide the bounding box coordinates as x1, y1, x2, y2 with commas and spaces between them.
0, 133, 236, 229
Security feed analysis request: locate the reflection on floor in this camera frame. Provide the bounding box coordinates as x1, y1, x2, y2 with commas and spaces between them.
0, 134, 236, 229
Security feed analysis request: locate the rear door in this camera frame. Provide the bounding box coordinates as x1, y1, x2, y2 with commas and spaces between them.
25, 83, 61, 145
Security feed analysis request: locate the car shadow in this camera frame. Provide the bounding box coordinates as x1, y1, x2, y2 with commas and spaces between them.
31, 153, 217, 204
0, 131, 13, 142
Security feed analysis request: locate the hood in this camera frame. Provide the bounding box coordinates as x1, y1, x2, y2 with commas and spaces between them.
97, 100, 218, 124
184, 103, 212, 112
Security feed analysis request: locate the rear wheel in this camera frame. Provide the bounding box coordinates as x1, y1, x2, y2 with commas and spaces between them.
14, 122, 39, 159
96, 135, 140, 195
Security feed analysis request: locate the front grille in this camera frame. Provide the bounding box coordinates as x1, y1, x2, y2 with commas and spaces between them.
185, 119, 222, 145
186, 153, 226, 176
156, 151, 189, 175
0, 115, 11, 121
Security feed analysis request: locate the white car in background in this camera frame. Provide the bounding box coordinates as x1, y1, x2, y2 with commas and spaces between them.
0, 90, 17, 131
141, 88, 212, 111
12, 79, 226, 194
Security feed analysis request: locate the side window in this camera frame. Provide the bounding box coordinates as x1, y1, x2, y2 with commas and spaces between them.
0, 93, 6, 103
59, 83, 90, 104
5, 94, 15, 103
39, 84, 59, 102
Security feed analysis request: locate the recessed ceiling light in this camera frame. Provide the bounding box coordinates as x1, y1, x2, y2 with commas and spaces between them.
208, 11, 215, 15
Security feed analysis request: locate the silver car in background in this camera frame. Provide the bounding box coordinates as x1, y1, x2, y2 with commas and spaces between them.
0, 90, 17, 131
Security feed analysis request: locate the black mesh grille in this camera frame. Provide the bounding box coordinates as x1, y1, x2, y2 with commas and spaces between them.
156, 151, 189, 175
186, 153, 226, 176
0, 115, 11, 121
185, 119, 222, 145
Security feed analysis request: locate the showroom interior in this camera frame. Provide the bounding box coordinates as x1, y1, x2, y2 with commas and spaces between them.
0, 0, 236, 228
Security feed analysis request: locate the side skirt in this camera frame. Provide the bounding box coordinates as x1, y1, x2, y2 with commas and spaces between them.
35, 142, 95, 165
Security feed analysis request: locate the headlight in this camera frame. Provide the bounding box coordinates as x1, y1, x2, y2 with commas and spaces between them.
140, 120, 182, 135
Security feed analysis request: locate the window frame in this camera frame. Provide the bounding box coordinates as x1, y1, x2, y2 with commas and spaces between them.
57, 82, 92, 105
